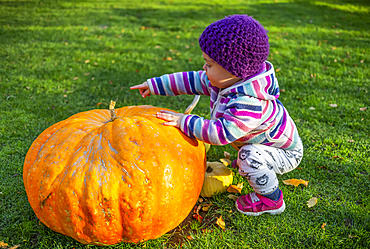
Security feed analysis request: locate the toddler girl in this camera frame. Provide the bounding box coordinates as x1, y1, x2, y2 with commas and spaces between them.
130, 14, 303, 216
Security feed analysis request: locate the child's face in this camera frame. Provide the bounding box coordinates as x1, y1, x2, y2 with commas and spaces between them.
202, 52, 241, 88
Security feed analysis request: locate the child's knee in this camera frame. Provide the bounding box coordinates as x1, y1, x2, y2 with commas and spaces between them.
237, 144, 267, 173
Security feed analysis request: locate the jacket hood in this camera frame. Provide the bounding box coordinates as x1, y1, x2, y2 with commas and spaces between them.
219, 61, 280, 101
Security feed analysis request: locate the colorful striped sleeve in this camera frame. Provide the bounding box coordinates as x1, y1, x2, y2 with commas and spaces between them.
180, 96, 263, 145
146, 71, 211, 96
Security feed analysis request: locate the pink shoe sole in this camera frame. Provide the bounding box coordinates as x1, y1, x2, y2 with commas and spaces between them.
235, 191, 286, 216
235, 200, 285, 216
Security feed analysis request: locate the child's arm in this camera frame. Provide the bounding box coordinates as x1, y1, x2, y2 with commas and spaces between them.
180, 96, 263, 145
130, 81, 151, 98
144, 71, 210, 97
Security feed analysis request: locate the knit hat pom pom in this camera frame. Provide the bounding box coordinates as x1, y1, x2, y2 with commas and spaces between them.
199, 15, 269, 79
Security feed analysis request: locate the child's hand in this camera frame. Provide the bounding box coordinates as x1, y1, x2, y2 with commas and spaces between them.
130, 82, 151, 98
156, 110, 184, 128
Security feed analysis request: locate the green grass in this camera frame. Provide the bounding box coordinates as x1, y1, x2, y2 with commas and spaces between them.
0, 0, 369, 248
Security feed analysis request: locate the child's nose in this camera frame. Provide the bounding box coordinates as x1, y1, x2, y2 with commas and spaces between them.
203, 63, 207, 71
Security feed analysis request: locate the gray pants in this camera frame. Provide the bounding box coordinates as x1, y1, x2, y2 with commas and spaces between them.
237, 139, 303, 195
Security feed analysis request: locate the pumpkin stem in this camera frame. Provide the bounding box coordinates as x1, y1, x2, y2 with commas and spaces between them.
206, 166, 213, 173
109, 100, 117, 122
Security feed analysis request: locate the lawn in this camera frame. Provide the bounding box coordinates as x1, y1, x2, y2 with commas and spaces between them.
0, 0, 369, 248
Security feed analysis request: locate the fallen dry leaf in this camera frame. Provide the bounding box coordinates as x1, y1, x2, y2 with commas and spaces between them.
321, 223, 327, 230
307, 197, 318, 208
216, 216, 225, 230
332, 155, 344, 160
192, 213, 203, 223
224, 151, 231, 159
186, 235, 193, 240
227, 194, 238, 201
0, 242, 9, 248
283, 179, 309, 187
201, 203, 212, 212
227, 182, 243, 193
220, 158, 231, 166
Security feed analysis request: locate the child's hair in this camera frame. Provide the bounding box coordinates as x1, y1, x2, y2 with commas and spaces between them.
199, 15, 269, 78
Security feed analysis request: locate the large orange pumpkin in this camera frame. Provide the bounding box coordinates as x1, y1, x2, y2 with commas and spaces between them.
23, 105, 206, 245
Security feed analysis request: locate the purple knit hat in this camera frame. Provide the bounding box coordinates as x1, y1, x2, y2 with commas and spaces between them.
199, 15, 269, 78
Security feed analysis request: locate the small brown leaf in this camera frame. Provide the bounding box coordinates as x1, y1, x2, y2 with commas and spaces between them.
332, 155, 344, 160
216, 216, 225, 230
283, 179, 309, 187
73, 77, 79, 80
224, 151, 231, 159
186, 235, 193, 240
307, 197, 318, 208
193, 213, 203, 223
227, 182, 243, 193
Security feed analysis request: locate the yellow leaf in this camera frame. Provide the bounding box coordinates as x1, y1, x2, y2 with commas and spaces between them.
220, 158, 231, 166
202, 205, 211, 212
307, 197, 318, 208
0, 242, 9, 248
9, 245, 20, 249
227, 182, 243, 194
283, 178, 309, 187
216, 216, 225, 230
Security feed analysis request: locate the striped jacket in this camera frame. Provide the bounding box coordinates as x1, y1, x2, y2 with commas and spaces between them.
147, 61, 300, 150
